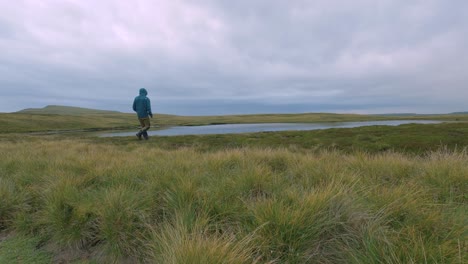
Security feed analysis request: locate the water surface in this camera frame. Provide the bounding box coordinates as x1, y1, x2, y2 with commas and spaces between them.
99, 120, 442, 137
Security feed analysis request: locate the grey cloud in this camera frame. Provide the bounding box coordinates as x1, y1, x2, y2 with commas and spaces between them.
0, 0, 467, 114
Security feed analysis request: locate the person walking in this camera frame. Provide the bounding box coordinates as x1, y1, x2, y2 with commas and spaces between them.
133, 88, 153, 140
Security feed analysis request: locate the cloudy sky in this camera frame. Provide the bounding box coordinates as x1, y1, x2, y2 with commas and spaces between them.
1, 0, 467, 115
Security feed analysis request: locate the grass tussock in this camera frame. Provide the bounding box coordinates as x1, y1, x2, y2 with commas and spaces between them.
148, 213, 259, 264
0, 139, 466, 263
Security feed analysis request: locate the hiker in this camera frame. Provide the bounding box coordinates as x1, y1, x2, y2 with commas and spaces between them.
132, 88, 153, 140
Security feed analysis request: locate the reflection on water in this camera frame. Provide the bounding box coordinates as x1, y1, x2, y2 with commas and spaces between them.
99, 120, 442, 137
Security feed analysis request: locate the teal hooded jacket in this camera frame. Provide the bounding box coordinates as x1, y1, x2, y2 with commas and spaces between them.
133, 88, 153, 118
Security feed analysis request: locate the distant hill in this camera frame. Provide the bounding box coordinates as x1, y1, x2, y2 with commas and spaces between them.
17, 105, 123, 115
450, 112, 468, 115
376, 113, 419, 116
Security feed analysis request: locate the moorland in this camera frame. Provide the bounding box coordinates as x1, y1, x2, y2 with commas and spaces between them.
0, 106, 466, 263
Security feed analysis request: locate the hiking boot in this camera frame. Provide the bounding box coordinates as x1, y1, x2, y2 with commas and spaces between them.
143, 131, 149, 140
136, 131, 142, 140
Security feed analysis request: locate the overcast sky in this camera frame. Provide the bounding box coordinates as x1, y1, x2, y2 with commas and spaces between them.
1, 0, 467, 115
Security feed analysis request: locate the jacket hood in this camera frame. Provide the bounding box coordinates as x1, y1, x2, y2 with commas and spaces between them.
139, 88, 148, 96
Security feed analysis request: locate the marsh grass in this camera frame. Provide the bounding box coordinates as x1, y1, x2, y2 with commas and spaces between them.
93, 121, 468, 155
0, 139, 466, 263
0, 178, 22, 229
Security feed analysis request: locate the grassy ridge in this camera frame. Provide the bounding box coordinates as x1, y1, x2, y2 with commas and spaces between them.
0, 113, 135, 133
0, 138, 466, 263
167, 113, 468, 124
3, 107, 468, 133
17, 105, 123, 115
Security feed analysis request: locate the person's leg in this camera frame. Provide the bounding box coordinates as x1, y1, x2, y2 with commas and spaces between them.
141, 118, 151, 139
141, 117, 151, 132
136, 118, 146, 140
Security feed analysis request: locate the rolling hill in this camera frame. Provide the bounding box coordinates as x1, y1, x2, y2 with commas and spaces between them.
17, 105, 123, 115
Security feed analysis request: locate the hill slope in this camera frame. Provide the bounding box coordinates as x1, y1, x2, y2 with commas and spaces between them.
1, 105, 136, 133
17, 105, 122, 115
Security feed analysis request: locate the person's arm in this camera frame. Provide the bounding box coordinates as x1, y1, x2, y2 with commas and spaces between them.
146, 98, 153, 118
132, 98, 137, 112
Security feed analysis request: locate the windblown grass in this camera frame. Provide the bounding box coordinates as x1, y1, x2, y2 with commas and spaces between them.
0, 139, 466, 263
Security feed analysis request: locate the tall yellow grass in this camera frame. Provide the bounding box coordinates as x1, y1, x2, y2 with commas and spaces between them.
0, 139, 466, 263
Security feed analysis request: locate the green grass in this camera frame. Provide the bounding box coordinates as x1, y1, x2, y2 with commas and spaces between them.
0, 235, 52, 264
0, 136, 466, 263
92, 122, 468, 155
0, 113, 136, 133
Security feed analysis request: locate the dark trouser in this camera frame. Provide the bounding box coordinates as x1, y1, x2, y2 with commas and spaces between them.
138, 117, 151, 132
